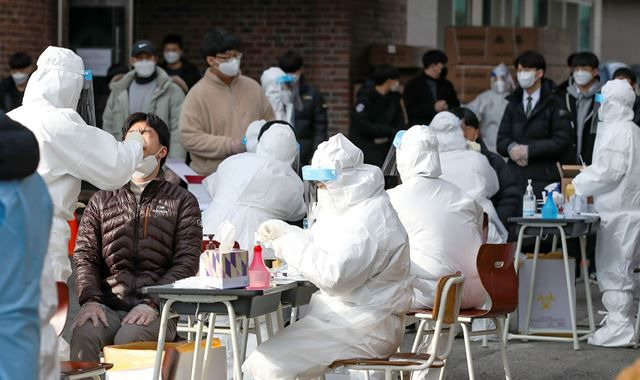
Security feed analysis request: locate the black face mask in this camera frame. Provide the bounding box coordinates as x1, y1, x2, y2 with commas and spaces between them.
440, 66, 448, 80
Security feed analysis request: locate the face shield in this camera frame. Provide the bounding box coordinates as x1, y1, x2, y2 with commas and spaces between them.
76, 69, 96, 126
301, 165, 339, 228
381, 130, 406, 176
277, 74, 303, 111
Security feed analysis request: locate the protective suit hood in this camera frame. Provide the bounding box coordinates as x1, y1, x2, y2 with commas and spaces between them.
396, 124, 442, 180
23, 46, 84, 109
430, 111, 468, 152
311, 134, 383, 210
599, 79, 635, 124
245, 120, 266, 153
256, 122, 298, 166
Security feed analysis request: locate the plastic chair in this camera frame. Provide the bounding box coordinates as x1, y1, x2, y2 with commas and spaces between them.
328, 272, 465, 380
409, 244, 517, 380
55, 282, 114, 380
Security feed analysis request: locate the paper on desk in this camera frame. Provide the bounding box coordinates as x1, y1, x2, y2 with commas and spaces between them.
173, 276, 219, 289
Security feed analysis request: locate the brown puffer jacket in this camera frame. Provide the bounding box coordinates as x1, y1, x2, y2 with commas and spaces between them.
74, 178, 202, 311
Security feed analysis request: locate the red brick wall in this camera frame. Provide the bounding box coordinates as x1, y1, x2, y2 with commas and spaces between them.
134, 0, 352, 135
134, 0, 406, 136
0, 0, 57, 77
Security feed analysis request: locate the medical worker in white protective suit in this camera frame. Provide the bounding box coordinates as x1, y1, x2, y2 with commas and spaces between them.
242, 134, 413, 380
7, 46, 144, 380
572, 79, 640, 347
261, 67, 295, 125
388, 125, 487, 309
202, 121, 306, 250
430, 111, 508, 243
465, 63, 514, 153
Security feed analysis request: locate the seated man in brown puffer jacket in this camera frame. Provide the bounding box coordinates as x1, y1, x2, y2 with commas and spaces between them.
70, 112, 202, 361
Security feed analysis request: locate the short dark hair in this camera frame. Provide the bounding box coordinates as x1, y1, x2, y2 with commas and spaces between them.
122, 113, 171, 166
9, 52, 32, 70
514, 50, 546, 72
372, 64, 399, 85
422, 50, 448, 68
163, 34, 184, 49
613, 67, 637, 86
200, 29, 241, 60
279, 50, 304, 73
571, 52, 599, 69
566, 52, 577, 67
451, 107, 480, 129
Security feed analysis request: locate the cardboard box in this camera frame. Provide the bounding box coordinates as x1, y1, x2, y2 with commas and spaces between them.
445, 27, 570, 66
517, 253, 576, 334
103, 340, 225, 380
202, 248, 249, 289
368, 44, 428, 68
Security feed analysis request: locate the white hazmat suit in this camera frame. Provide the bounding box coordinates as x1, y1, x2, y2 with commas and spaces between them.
243, 134, 413, 380
202, 123, 306, 250
388, 125, 487, 309
466, 63, 513, 153
573, 79, 640, 347
8, 46, 143, 380
430, 111, 508, 243
261, 67, 294, 125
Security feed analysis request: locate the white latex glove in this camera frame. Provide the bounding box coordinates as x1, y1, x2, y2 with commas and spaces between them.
71, 302, 108, 330
122, 304, 158, 326
515, 157, 528, 167
125, 130, 145, 147
257, 220, 291, 244
509, 144, 526, 161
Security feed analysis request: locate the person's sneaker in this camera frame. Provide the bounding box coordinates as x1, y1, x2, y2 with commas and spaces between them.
589, 272, 598, 285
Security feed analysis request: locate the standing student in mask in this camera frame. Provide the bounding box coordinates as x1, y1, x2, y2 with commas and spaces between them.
158, 34, 202, 92
180, 29, 275, 175
403, 49, 460, 125
466, 63, 514, 153
71, 113, 201, 362
496, 50, 572, 230
103, 40, 187, 160
559, 52, 602, 165
350, 64, 406, 169
0, 52, 34, 112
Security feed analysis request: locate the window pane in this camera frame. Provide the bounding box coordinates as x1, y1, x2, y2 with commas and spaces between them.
578, 5, 592, 51
455, 0, 469, 25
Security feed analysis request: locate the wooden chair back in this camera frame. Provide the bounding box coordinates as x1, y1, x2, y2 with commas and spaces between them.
476, 243, 518, 315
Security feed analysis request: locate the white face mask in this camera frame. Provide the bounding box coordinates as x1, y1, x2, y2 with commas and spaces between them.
163, 51, 180, 65
517, 71, 538, 89
132, 148, 162, 180
11, 72, 28, 85
492, 79, 509, 94
390, 81, 400, 92
218, 57, 241, 77
134, 60, 156, 78
573, 70, 594, 86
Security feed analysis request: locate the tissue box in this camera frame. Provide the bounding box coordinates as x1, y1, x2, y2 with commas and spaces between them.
203, 249, 249, 289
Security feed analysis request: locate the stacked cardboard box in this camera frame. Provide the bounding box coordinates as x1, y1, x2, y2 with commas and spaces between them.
445, 27, 571, 103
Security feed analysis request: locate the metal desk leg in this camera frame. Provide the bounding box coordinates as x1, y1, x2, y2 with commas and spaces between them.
201, 313, 217, 380
153, 299, 176, 380
523, 236, 542, 337
253, 317, 263, 345
552, 235, 558, 252
291, 306, 298, 323
265, 312, 275, 339
505, 224, 528, 343
276, 309, 284, 331
580, 235, 596, 333
223, 301, 243, 380
240, 318, 250, 360
558, 227, 580, 350
191, 312, 205, 380
187, 315, 194, 341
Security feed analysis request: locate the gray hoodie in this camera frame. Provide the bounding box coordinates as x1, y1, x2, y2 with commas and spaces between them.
566, 77, 602, 159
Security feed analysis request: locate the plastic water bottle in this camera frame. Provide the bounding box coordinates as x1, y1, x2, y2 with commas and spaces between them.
247, 243, 271, 290
523, 179, 536, 217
